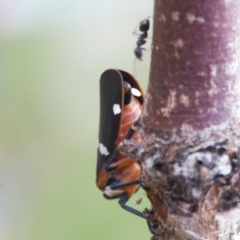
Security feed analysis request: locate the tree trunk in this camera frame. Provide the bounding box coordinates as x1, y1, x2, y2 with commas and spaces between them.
121, 0, 240, 239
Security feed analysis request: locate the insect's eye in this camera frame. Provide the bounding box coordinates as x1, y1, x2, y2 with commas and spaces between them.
123, 81, 132, 105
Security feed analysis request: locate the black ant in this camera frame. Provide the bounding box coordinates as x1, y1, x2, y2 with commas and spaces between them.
134, 18, 150, 60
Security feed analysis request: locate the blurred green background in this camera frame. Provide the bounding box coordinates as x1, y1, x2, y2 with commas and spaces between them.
0, 1, 153, 239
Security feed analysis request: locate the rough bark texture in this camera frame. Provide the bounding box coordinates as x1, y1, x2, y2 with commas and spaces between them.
120, 0, 240, 239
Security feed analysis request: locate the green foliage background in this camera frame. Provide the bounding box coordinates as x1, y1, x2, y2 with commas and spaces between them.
0, 1, 153, 239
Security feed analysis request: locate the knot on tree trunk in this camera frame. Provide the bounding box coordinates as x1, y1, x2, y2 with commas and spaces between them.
119, 125, 240, 239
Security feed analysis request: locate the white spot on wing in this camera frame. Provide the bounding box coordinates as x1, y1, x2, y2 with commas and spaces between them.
113, 104, 121, 115
131, 88, 141, 97
99, 143, 109, 156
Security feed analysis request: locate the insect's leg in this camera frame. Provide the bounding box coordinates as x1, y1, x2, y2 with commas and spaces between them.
119, 188, 156, 235
104, 150, 120, 171
125, 124, 136, 139
110, 179, 140, 190
104, 121, 139, 172
119, 193, 144, 218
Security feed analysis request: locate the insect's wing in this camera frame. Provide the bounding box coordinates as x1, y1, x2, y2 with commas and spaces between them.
96, 69, 123, 178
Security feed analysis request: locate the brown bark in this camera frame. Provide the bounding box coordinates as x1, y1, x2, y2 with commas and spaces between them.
120, 0, 240, 239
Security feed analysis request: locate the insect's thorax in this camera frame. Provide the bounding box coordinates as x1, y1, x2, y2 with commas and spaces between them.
115, 96, 142, 149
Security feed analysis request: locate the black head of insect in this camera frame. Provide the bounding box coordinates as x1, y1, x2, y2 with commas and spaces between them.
139, 18, 149, 32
